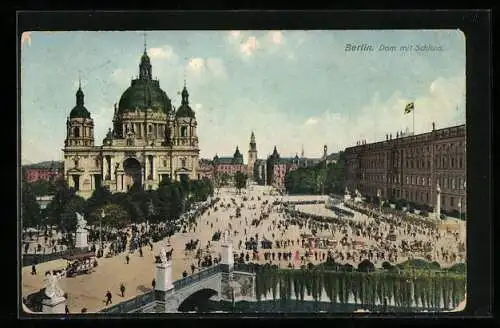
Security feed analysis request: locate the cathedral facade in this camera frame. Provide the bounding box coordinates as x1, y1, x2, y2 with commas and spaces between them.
63, 47, 200, 199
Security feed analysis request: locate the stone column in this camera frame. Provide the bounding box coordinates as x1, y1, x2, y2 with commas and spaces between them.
155, 260, 174, 293
42, 296, 67, 314
141, 167, 145, 186
220, 240, 234, 272
436, 185, 441, 220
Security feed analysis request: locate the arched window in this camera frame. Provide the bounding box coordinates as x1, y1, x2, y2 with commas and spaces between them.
181, 126, 187, 137
74, 127, 80, 138
148, 125, 152, 133
181, 158, 186, 167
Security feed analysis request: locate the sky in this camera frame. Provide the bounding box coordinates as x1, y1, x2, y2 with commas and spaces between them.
20, 30, 465, 164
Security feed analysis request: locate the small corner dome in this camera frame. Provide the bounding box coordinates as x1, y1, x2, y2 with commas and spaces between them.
175, 85, 196, 118
69, 87, 91, 119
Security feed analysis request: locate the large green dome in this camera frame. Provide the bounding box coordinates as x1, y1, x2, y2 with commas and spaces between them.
118, 79, 172, 113
117, 49, 172, 114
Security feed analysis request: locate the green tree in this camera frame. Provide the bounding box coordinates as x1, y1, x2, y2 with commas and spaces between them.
59, 196, 86, 233
45, 179, 75, 228
97, 203, 130, 229
26, 180, 55, 197
21, 183, 41, 228
84, 186, 112, 221
234, 171, 248, 194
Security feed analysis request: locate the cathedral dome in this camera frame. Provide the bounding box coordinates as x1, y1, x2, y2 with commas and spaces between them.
117, 49, 172, 114
69, 86, 91, 119
118, 80, 172, 113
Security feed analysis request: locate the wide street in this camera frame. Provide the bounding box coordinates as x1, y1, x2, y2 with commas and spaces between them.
21, 184, 466, 313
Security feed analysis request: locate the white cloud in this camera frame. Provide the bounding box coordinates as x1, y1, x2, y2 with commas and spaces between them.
268, 31, 284, 45
305, 117, 319, 125
240, 36, 259, 56
21, 32, 31, 47
187, 57, 205, 71
227, 30, 242, 44
185, 57, 228, 83
148, 45, 176, 60
197, 74, 465, 159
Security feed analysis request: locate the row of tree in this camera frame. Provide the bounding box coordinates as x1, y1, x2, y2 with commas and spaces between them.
252, 263, 466, 310
285, 153, 347, 195
21, 177, 214, 232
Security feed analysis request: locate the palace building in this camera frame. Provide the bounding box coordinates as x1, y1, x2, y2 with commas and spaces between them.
344, 123, 466, 214
62, 46, 200, 199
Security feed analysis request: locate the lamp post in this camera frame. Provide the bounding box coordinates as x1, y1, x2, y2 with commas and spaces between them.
458, 198, 462, 221
100, 209, 105, 252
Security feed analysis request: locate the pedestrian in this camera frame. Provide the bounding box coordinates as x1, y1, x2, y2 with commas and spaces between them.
81, 308, 87, 313
31, 264, 37, 275
191, 264, 196, 274
152, 278, 156, 290
182, 270, 188, 278
105, 290, 112, 305
120, 283, 126, 297
65, 305, 70, 314
126, 255, 130, 264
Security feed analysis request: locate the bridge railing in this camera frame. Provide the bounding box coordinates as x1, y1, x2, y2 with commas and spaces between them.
173, 264, 222, 290
234, 263, 257, 273
100, 291, 155, 313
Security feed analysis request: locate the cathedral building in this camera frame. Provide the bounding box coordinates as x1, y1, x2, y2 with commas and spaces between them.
62, 46, 200, 199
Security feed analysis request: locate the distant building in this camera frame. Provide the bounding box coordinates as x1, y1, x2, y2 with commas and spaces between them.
213, 146, 247, 178
24, 167, 62, 183
197, 159, 214, 181
344, 123, 466, 214
247, 131, 258, 180
265, 146, 300, 189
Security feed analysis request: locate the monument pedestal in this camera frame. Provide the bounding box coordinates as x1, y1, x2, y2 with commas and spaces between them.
220, 242, 234, 272
75, 228, 88, 249
155, 261, 174, 294
42, 296, 66, 314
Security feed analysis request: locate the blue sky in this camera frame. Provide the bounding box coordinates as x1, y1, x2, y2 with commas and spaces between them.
20, 30, 465, 164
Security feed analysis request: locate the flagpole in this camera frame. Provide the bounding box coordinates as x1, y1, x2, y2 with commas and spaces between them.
413, 105, 415, 135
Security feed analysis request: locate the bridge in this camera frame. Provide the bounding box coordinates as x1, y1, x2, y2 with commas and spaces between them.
100, 243, 256, 313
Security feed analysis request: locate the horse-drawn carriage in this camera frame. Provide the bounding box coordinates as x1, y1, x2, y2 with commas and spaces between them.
64, 252, 96, 277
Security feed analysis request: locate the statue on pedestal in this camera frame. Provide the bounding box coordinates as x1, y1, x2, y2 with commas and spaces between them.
159, 246, 168, 264
436, 183, 441, 193
44, 271, 65, 300
76, 213, 87, 232
223, 230, 230, 243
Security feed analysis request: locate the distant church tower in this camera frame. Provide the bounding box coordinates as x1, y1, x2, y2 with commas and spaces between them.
323, 145, 328, 161
247, 131, 258, 180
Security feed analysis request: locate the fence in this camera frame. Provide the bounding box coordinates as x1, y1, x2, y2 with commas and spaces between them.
234, 263, 257, 274
22, 250, 73, 267
173, 264, 222, 290
100, 291, 155, 313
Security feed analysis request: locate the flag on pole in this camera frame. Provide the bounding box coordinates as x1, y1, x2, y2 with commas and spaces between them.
404, 102, 415, 114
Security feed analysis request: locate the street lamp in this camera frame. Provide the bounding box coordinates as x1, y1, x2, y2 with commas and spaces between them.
100, 209, 105, 252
